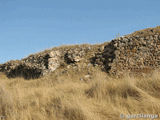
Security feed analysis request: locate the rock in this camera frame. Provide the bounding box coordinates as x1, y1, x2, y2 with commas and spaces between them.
80, 78, 84, 81
48, 50, 61, 72
84, 75, 90, 78
64, 47, 88, 64
1, 26, 160, 78
92, 26, 160, 76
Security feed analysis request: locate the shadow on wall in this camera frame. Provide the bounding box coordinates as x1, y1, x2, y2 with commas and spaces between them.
90, 41, 116, 73
6, 64, 42, 79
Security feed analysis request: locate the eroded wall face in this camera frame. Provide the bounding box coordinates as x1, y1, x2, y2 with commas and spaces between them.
0, 46, 92, 79
1, 27, 160, 79
103, 34, 160, 75
0, 51, 62, 79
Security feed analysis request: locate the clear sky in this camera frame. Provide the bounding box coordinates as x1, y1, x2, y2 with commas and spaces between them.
0, 0, 160, 63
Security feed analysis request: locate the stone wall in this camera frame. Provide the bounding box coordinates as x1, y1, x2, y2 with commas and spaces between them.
0, 45, 93, 79
1, 26, 160, 79
0, 50, 62, 79
93, 27, 160, 76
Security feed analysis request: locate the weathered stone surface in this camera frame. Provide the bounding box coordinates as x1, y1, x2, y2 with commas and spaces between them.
0, 61, 43, 79
48, 50, 61, 72
0, 44, 93, 79
64, 47, 90, 64
0, 26, 160, 79
0, 50, 63, 79
93, 26, 160, 76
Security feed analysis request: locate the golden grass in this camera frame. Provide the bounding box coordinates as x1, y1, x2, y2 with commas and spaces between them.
0, 68, 160, 120
128, 26, 160, 37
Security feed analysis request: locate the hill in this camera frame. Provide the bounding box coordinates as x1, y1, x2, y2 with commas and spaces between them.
1, 26, 160, 79
0, 26, 160, 120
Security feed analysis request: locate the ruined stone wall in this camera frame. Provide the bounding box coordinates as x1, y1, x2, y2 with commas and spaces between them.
93, 27, 160, 76
0, 45, 92, 79
1, 27, 160, 78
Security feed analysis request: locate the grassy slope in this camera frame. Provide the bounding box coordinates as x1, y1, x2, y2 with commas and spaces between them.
0, 66, 160, 120
127, 26, 160, 37
1, 26, 160, 120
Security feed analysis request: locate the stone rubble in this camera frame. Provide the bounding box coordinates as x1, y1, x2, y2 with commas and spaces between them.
0, 45, 93, 79
0, 26, 160, 79
93, 27, 160, 76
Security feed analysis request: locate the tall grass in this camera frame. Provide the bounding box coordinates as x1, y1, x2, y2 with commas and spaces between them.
0, 68, 160, 120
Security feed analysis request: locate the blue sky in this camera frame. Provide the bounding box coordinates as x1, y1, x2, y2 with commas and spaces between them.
0, 0, 160, 63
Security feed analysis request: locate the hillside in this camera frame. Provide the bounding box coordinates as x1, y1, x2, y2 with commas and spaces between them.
1, 26, 160, 79
0, 26, 160, 120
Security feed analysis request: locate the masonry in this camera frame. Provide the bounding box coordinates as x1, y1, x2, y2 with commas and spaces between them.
0, 26, 160, 79
93, 26, 160, 76
0, 45, 93, 79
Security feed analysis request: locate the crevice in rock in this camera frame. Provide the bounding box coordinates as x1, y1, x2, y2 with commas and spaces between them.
64, 53, 76, 64
44, 54, 50, 69
91, 41, 116, 73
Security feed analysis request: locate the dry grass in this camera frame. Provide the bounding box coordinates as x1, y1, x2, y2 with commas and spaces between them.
128, 26, 160, 37
0, 67, 160, 120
